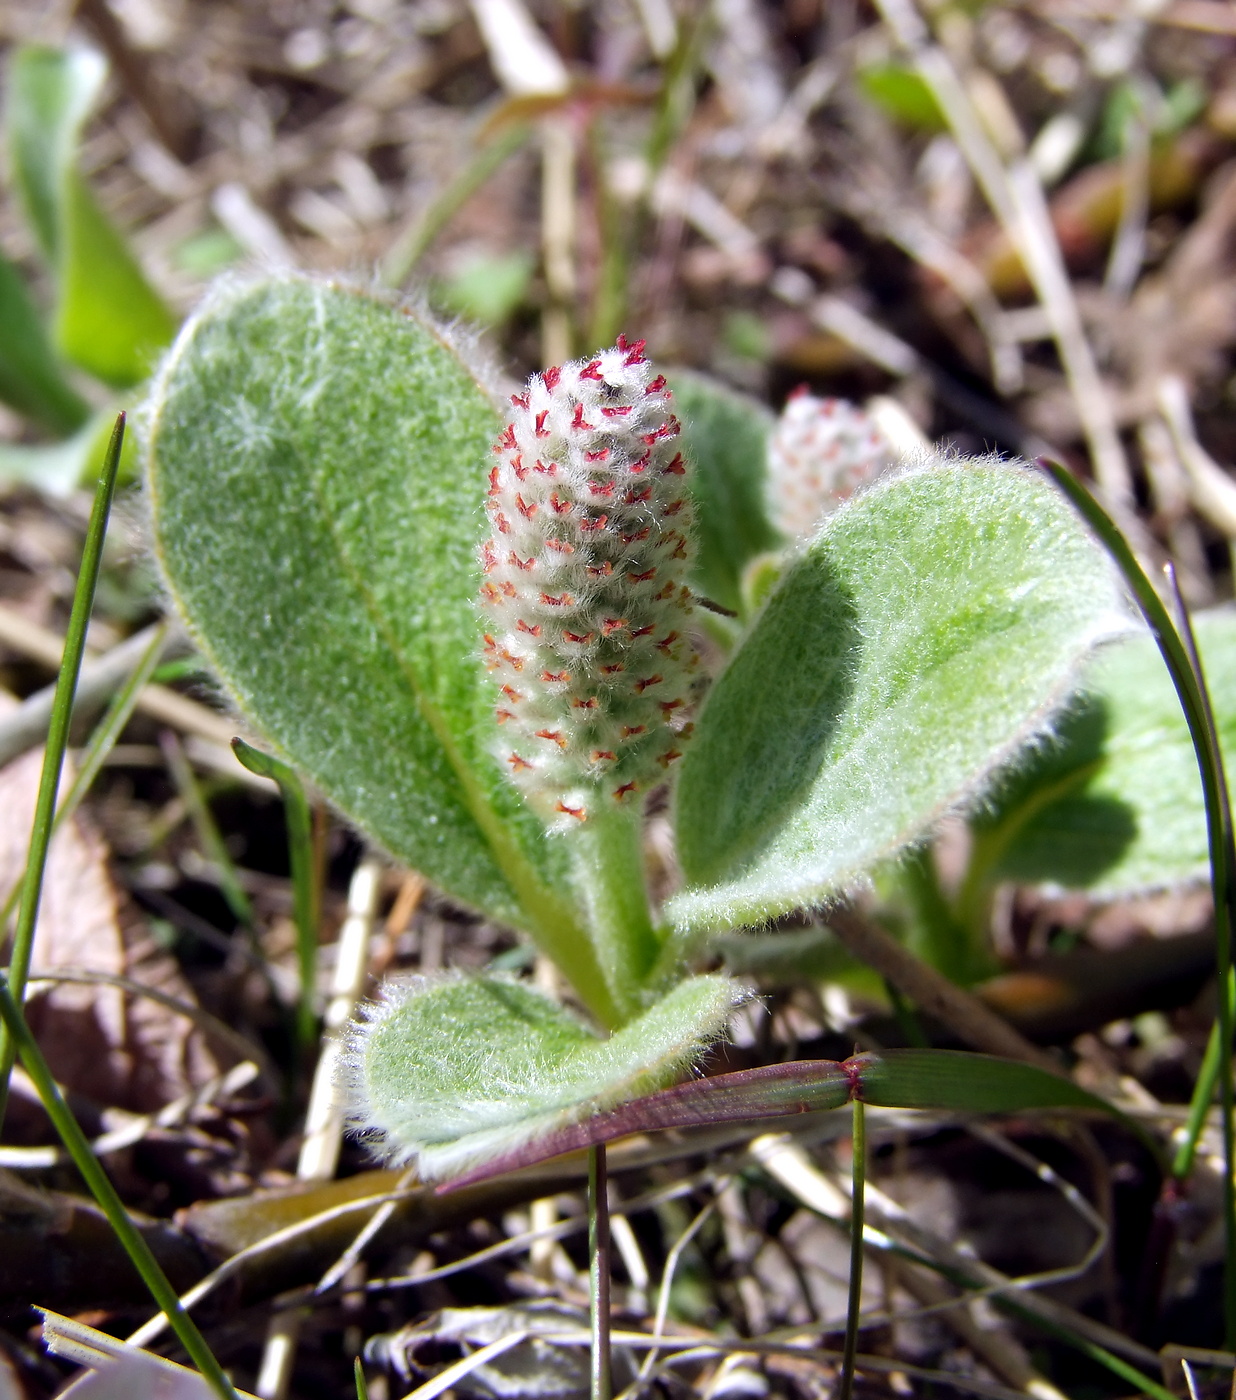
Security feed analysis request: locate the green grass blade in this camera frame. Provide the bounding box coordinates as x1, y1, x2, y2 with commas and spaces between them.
0, 974, 239, 1400
990, 1293, 1176, 1400
1164, 565, 1236, 1186
853, 1047, 1139, 1119
162, 732, 255, 930
1173, 976, 1234, 1179
0, 412, 123, 1129
232, 738, 320, 1048
1042, 459, 1236, 1344
0, 247, 89, 434
354, 1358, 369, 1400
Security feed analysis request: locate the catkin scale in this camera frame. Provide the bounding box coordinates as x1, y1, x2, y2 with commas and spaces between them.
480, 338, 699, 824
767, 387, 892, 538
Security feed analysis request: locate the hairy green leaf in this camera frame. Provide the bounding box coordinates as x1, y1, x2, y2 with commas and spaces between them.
0, 249, 89, 434
670, 459, 1129, 935
670, 371, 781, 615
974, 609, 1236, 896
145, 275, 616, 1024
350, 972, 738, 1180
7, 45, 175, 387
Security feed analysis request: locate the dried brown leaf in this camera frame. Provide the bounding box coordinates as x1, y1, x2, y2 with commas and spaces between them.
0, 727, 218, 1120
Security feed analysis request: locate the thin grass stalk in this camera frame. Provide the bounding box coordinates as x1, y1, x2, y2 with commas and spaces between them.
838, 1098, 866, 1400
380, 122, 530, 289
354, 1357, 369, 1399
1043, 460, 1236, 1346
861, 1213, 1175, 1399
232, 739, 320, 1049
0, 413, 124, 1129
1165, 566, 1236, 1194
0, 974, 240, 1399
585, 121, 629, 350
589, 1143, 613, 1400
162, 730, 256, 928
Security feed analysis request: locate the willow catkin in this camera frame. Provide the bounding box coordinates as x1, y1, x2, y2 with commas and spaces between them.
480, 337, 700, 826
767, 388, 892, 538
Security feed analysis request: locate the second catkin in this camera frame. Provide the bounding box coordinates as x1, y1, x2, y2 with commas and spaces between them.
480, 338, 700, 826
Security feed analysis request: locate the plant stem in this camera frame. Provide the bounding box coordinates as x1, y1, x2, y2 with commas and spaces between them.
0, 972, 240, 1400
1045, 462, 1236, 1347
570, 801, 660, 1023
588, 1143, 612, 1400
232, 738, 321, 1050
0, 412, 123, 1130
162, 730, 255, 929
839, 1097, 866, 1400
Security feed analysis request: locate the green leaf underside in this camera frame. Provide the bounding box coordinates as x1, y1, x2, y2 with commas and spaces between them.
978, 609, 1236, 896
670, 460, 1129, 934
670, 371, 781, 615
145, 277, 584, 949
442, 1046, 1130, 1189
355, 973, 738, 1179
8, 45, 175, 387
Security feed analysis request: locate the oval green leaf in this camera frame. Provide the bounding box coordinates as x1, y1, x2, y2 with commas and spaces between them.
351, 972, 739, 1180
670, 459, 1129, 935
975, 608, 1236, 896
145, 275, 615, 1023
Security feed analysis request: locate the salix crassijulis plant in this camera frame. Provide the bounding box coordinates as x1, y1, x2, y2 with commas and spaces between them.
143, 272, 1140, 1181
